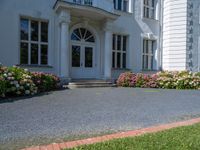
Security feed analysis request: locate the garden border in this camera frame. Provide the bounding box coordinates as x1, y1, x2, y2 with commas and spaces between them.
22, 117, 200, 150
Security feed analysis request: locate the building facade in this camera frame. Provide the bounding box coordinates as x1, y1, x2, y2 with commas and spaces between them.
0, 0, 199, 81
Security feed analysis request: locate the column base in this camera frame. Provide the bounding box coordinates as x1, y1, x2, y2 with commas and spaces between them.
60, 77, 72, 85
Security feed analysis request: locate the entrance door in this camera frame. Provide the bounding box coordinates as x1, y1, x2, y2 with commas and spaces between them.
70, 27, 97, 79
71, 44, 96, 78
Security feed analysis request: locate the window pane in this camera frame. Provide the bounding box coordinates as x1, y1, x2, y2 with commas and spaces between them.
85, 47, 93, 68
71, 33, 81, 41
123, 0, 128, 12
118, 0, 122, 10
85, 30, 93, 39
123, 53, 126, 68
145, 55, 148, 69
31, 21, 39, 41
112, 52, 115, 68
41, 22, 48, 42
31, 44, 38, 64
123, 36, 127, 51
20, 43, 28, 64
117, 35, 121, 50
85, 36, 95, 43
41, 45, 48, 65
151, 0, 154, 7
113, 35, 116, 50
72, 45, 81, 67
20, 19, 29, 41
117, 53, 121, 68
114, 0, 116, 9
80, 28, 86, 39
73, 29, 81, 40
142, 55, 145, 69
146, 40, 149, 53
151, 41, 154, 54
143, 40, 146, 53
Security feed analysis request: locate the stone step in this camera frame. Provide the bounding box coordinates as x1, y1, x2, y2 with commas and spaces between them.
67, 79, 116, 89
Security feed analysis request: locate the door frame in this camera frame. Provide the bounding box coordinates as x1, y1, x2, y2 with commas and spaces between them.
69, 24, 101, 79
71, 41, 96, 79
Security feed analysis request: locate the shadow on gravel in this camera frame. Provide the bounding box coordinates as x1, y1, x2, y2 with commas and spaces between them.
0, 88, 68, 104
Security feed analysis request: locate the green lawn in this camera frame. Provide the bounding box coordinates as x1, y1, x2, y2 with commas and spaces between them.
67, 123, 200, 150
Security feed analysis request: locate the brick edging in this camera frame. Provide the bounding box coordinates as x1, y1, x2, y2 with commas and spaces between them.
22, 117, 200, 150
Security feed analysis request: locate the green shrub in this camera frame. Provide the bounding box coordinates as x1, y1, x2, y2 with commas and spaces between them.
31, 72, 60, 92
0, 65, 60, 98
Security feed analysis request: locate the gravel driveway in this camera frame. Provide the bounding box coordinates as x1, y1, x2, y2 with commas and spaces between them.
1, 88, 200, 149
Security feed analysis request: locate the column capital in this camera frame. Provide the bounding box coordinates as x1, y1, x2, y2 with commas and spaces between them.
59, 10, 71, 24
103, 20, 113, 31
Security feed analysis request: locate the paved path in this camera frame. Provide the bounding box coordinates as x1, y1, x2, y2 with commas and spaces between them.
1, 88, 200, 150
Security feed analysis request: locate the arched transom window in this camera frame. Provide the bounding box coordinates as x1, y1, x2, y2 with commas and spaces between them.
71, 28, 95, 43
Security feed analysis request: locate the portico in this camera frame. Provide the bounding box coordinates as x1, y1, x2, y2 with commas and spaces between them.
54, 1, 119, 81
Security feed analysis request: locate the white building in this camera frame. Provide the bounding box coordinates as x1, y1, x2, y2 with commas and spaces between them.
0, 0, 199, 81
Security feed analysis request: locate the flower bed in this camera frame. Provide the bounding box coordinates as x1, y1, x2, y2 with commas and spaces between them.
0, 64, 60, 98
117, 71, 200, 90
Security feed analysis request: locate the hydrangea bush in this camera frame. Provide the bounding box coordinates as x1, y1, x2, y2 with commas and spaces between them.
0, 65, 60, 98
117, 72, 159, 88
117, 71, 200, 90
31, 72, 60, 92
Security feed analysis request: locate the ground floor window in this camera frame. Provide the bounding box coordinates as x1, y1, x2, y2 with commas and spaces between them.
142, 39, 154, 70
20, 18, 48, 65
112, 34, 127, 69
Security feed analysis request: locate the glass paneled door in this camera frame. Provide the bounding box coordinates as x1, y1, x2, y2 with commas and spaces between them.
71, 44, 96, 78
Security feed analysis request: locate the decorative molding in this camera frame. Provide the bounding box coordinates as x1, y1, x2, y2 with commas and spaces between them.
58, 10, 71, 24
103, 20, 113, 31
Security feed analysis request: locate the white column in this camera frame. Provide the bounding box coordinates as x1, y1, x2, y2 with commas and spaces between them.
59, 10, 71, 79
103, 21, 113, 79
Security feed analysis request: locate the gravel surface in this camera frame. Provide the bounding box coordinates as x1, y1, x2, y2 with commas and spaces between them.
1, 88, 200, 149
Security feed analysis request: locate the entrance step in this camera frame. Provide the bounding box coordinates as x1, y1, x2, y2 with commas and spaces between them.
67, 79, 116, 89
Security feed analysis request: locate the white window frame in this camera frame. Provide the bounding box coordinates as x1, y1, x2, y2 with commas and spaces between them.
142, 39, 154, 70
143, 0, 155, 19
20, 18, 49, 65
112, 34, 127, 69
114, 0, 129, 12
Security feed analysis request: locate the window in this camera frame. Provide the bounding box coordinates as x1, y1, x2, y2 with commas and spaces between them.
20, 18, 48, 65
71, 28, 95, 43
112, 34, 127, 69
143, 0, 155, 19
142, 39, 154, 70
73, 0, 93, 5
114, 0, 129, 12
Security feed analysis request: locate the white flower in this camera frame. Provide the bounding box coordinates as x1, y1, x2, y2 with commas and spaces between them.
25, 90, 30, 95
8, 73, 12, 76
3, 73, 7, 77
16, 84, 20, 88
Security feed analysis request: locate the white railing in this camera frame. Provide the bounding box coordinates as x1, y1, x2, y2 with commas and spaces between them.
73, 0, 93, 6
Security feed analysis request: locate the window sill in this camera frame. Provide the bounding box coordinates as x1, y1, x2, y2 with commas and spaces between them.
16, 64, 53, 68
142, 17, 159, 22
112, 68, 131, 71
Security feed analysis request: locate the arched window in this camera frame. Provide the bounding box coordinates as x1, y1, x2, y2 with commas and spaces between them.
71, 28, 95, 43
